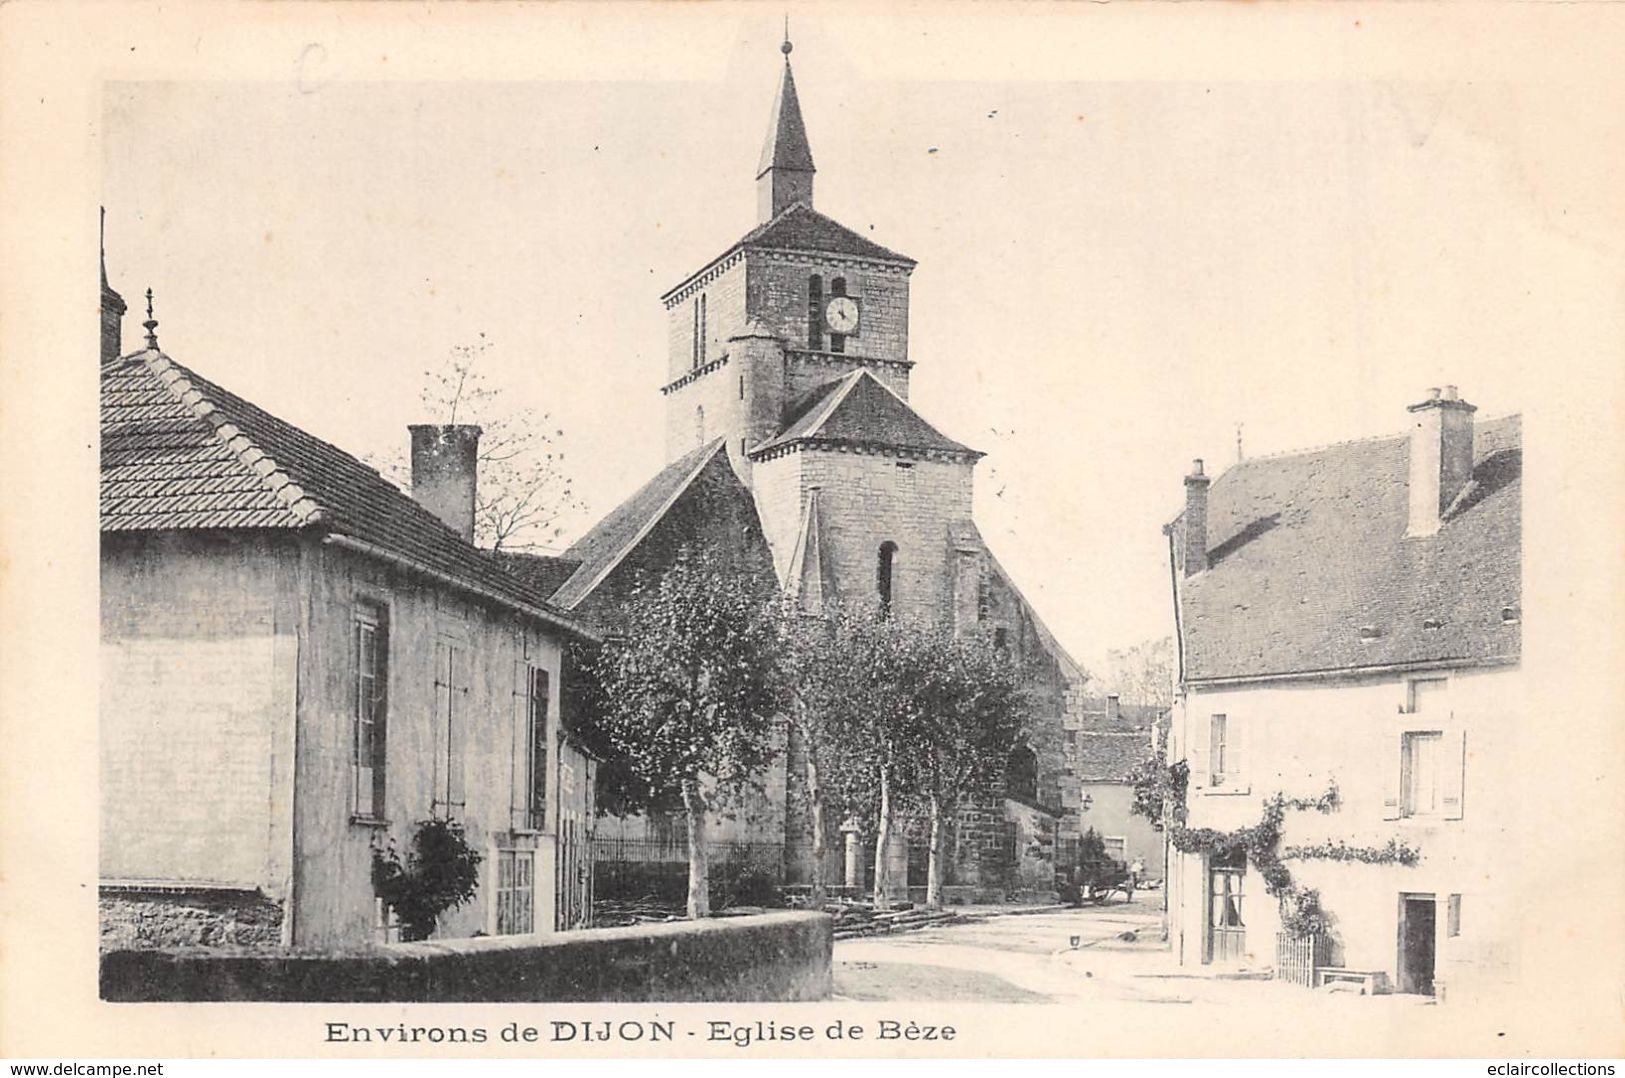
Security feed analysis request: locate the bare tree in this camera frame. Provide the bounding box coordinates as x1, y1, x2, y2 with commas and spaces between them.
375, 336, 584, 552
1094, 636, 1175, 707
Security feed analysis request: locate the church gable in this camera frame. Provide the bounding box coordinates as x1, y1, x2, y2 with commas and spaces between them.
552, 438, 775, 632
752, 369, 980, 462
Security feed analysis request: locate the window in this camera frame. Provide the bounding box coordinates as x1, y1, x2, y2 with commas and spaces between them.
1401, 731, 1444, 817
525, 666, 550, 831
374, 897, 401, 944
691, 293, 707, 368
433, 640, 467, 819
494, 849, 535, 935
877, 541, 897, 614
1209, 714, 1228, 786
352, 602, 388, 820
694, 405, 706, 444
807, 274, 823, 350
1447, 893, 1462, 938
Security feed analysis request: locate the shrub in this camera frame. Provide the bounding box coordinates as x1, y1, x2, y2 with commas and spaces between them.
372, 818, 483, 941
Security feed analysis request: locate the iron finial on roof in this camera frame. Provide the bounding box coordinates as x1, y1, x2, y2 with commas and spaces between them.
143, 287, 159, 350
782, 15, 792, 58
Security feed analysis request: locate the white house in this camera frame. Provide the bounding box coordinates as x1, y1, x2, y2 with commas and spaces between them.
1163, 386, 1521, 1000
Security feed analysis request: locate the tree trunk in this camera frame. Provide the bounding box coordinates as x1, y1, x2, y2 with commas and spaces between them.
872, 764, 893, 910
925, 794, 944, 909
683, 779, 710, 919
808, 754, 827, 907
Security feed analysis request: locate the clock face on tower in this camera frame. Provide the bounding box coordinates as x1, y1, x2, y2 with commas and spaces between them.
824, 295, 860, 336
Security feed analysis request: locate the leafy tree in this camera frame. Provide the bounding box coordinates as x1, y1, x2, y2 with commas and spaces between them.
901, 626, 1029, 908
1129, 755, 1189, 831
786, 611, 1028, 910
588, 547, 783, 918
374, 336, 585, 551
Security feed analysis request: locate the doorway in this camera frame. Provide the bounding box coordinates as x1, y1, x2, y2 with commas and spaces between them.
1205, 847, 1247, 963
1398, 893, 1437, 994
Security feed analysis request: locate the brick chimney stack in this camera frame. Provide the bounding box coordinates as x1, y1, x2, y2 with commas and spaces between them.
1183, 459, 1210, 576
409, 424, 482, 542
1406, 385, 1477, 538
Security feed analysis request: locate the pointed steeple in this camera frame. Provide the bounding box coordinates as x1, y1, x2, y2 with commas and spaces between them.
756, 30, 815, 222
100, 207, 127, 364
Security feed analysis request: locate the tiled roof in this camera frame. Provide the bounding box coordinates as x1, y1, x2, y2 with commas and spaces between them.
1176, 414, 1521, 683
550, 438, 728, 610
740, 203, 911, 265
751, 369, 981, 459
1075, 733, 1154, 784
489, 550, 583, 600
1073, 696, 1166, 782
101, 349, 590, 636
662, 203, 913, 301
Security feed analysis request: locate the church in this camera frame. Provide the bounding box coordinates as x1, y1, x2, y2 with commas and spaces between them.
515, 39, 1094, 902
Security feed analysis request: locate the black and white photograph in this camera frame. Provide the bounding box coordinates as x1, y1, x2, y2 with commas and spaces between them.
2, 0, 1622, 1064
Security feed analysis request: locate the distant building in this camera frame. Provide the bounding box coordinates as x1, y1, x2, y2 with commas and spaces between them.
1070, 695, 1170, 881
98, 262, 599, 950
1163, 386, 1521, 999
507, 41, 1088, 901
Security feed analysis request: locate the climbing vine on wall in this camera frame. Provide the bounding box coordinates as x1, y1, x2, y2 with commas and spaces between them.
1282, 838, 1422, 866
1153, 768, 1424, 940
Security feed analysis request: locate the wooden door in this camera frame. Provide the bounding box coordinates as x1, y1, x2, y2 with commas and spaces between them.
1206, 852, 1247, 963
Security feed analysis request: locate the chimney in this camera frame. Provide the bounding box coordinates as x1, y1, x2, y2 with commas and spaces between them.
1406, 385, 1477, 538
100, 209, 126, 364
1182, 459, 1210, 576
1105, 693, 1122, 724
409, 424, 482, 542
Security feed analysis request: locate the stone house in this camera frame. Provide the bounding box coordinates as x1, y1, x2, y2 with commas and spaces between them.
1162, 386, 1521, 999
98, 269, 599, 950
507, 43, 1088, 902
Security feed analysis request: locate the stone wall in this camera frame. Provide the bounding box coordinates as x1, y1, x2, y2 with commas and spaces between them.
100, 889, 285, 952
102, 911, 833, 1003
746, 254, 911, 363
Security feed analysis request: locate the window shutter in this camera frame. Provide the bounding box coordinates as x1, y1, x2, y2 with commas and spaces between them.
1187, 713, 1210, 789
1441, 729, 1466, 820
512, 657, 530, 829
433, 641, 451, 816
447, 645, 467, 814
1381, 729, 1404, 820
1229, 716, 1250, 794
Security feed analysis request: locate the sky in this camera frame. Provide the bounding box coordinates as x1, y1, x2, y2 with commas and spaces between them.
99, 9, 1619, 677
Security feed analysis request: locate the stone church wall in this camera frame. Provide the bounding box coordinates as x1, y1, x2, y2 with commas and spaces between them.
747, 254, 911, 362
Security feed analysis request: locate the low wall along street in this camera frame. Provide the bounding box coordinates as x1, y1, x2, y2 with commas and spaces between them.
100, 910, 832, 1003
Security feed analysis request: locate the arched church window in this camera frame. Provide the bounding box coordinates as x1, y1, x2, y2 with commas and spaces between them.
807, 274, 823, 351
877, 541, 897, 615
1006, 743, 1039, 803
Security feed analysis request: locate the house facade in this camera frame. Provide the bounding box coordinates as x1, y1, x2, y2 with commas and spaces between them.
515, 42, 1089, 902
98, 274, 599, 950
1070, 695, 1170, 882
1163, 386, 1522, 999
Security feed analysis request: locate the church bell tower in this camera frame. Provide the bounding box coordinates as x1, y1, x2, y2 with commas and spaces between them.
757, 36, 816, 223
